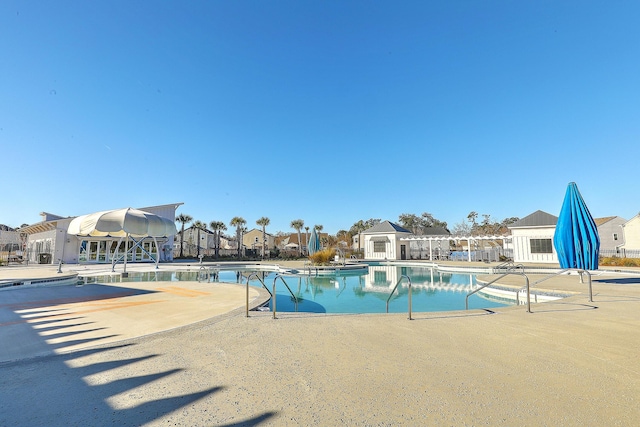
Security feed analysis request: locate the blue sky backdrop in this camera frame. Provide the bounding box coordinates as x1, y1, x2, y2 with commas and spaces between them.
2, 1, 639, 233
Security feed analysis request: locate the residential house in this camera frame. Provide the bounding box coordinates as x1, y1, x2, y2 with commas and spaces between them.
618, 214, 640, 256
275, 234, 304, 253
242, 228, 276, 257
275, 231, 330, 256
175, 225, 213, 258
594, 216, 626, 255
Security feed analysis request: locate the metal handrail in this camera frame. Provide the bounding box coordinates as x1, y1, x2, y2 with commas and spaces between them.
493, 260, 514, 270
385, 275, 413, 320
304, 262, 319, 277
272, 274, 299, 319
526, 268, 592, 302
492, 262, 524, 273
334, 247, 346, 266
245, 273, 273, 318
198, 265, 208, 283
466, 271, 531, 313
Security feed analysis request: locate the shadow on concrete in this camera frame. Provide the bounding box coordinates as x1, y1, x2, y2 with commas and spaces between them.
529, 302, 598, 313
34, 321, 96, 332
594, 277, 640, 285
588, 294, 640, 303
218, 412, 278, 426
0, 284, 277, 426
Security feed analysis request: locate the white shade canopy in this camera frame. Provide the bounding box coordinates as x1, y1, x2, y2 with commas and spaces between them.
67, 208, 177, 238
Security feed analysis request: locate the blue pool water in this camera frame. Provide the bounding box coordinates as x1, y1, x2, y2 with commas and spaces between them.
86, 265, 508, 314
243, 266, 508, 314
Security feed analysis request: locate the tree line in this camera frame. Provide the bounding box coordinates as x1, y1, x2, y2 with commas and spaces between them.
173, 210, 519, 259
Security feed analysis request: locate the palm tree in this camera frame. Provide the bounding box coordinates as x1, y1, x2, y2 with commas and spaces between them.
193, 220, 205, 258
209, 221, 226, 259
256, 217, 270, 260
230, 217, 246, 258
290, 219, 304, 257
175, 213, 193, 258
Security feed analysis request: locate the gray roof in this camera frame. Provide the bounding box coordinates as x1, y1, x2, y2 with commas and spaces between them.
421, 227, 451, 236
363, 220, 412, 234
509, 210, 558, 228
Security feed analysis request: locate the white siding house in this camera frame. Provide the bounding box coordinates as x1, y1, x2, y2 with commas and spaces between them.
594, 216, 626, 254
361, 221, 412, 260
618, 214, 640, 252
508, 211, 559, 264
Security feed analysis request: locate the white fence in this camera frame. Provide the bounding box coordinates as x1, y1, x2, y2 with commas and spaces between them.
600, 249, 640, 258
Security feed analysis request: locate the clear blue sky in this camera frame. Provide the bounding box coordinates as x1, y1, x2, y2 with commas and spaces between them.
2, 1, 639, 234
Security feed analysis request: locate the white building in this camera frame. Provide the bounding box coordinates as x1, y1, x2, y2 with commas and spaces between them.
618, 214, 640, 254
361, 221, 412, 260
509, 210, 634, 264
20, 203, 181, 265
508, 210, 559, 264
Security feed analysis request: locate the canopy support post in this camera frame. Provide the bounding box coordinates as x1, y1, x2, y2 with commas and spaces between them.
123, 234, 129, 276
153, 237, 160, 269
112, 236, 124, 272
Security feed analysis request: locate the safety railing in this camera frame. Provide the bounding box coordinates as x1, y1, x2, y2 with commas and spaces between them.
245, 273, 273, 317
198, 265, 209, 282
466, 270, 531, 312
491, 261, 523, 273
303, 261, 319, 277
333, 247, 346, 266
526, 268, 592, 302
386, 275, 413, 320
271, 274, 299, 319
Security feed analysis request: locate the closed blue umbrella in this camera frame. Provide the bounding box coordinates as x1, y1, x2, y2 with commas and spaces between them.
553, 182, 600, 270
308, 228, 320, 255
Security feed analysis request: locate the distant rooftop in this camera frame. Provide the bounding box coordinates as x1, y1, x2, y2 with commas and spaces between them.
509, 210, 558, 228
594, 216, 618, 226
363, 220, 411, 234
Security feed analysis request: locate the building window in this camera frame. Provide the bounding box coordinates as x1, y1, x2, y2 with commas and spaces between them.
613, 233, 618, 241
530, 238, 552, 254
255, 237, 259, 243
373, 241, 386, 253
373, 270, 387, 284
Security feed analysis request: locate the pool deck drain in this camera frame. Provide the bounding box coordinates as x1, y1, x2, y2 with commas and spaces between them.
0, 261, 639, 426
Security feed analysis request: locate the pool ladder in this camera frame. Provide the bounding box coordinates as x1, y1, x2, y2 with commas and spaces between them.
197, 266, 219, 282
245, 273, 299, 318
386, 275, 413, 320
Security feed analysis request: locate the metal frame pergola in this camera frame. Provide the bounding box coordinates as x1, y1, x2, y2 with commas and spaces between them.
401, 235, 511, 262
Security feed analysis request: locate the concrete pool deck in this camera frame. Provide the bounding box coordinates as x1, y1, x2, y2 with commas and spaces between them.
0, 261, 639, 425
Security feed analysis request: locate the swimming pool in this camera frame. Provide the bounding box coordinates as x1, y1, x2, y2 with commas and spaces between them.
82, 265, 509, 314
